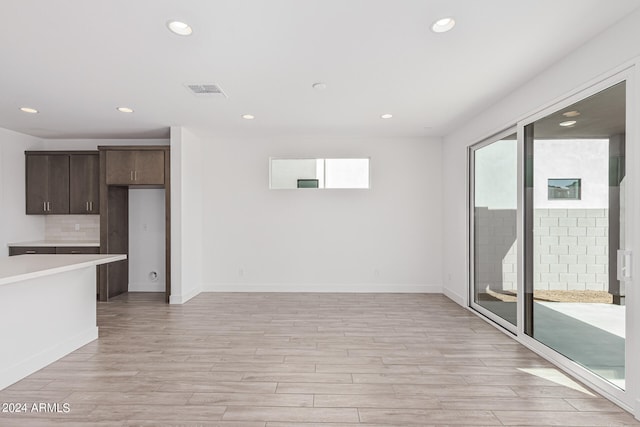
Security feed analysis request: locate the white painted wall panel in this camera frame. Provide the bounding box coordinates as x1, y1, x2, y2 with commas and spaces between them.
0, 128, 44, 256
192, 134, 442, 292
128, 189, 165, 292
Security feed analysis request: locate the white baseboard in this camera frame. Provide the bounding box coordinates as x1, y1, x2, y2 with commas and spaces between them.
169, 286, 201, 304
443, 287, 466, 306
0, 326, 97, 391
128, 282, 165, 292
202, 283, 442, 293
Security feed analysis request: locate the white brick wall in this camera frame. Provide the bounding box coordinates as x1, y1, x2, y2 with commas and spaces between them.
474, 207, 609, 293
535, 208, 608, 291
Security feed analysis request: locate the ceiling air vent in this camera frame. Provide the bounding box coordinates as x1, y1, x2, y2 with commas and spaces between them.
184, 83, 227, 98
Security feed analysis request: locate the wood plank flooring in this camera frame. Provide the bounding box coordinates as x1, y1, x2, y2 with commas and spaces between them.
1, 292, 638, 426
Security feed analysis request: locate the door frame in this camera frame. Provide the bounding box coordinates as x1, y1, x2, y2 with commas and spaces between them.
98, 145, 172, 304
513, 67, 638, 412
468, 126, 518, 334
466, 62, 639, 415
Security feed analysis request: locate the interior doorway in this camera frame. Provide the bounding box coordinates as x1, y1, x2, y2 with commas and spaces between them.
98, 145, 171, 303
128, 189, 166, 293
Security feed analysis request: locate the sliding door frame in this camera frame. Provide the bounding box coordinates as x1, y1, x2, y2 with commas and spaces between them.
468, 126, 518, 334
467, 60, 640, 416
514, 67, 637, 412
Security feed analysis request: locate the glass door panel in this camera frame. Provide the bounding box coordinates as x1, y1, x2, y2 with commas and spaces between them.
524, 82, 626, 389
471, 133, 518, 328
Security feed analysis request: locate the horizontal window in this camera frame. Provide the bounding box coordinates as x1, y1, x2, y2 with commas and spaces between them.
270, 158, 370, 189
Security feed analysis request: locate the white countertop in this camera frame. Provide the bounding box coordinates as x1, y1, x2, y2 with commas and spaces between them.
0, 254, 126, 286
7, 240, 100, 247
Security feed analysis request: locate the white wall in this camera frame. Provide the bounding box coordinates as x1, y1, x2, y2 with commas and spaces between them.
535, 139, 609, 208
475, 138, 518, 209
441, 7, 640, 305
190, 133, 442, 292
39, 139, 168, 151
170, 127, 204, 303
0, 128, 45, 255
128, 189, 165, 292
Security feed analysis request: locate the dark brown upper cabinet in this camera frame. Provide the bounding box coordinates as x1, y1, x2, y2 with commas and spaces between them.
26, 151, 99, 215
105, 150, 165, 185
70, 154, 100, 214
26, 154, 70, 214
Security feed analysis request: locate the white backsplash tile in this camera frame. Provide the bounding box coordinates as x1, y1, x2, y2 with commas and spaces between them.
45, 215, 100, 241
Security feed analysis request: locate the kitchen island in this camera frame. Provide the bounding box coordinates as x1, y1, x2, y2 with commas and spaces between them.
0, 254, 126, 390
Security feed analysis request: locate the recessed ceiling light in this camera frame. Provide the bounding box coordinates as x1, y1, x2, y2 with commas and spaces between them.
559, 120, 577, 127
432, 17, 456, 33
381, 113, 393, 119
242, 114, 255, 120
117, 107, 134, 113
312, 82, 327, 90
167, 20, 193, 36
20, 107, 38, 114
563, 110, 581, 118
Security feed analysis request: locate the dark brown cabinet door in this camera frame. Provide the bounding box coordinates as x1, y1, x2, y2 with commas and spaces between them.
55, 246, 100, 254
46, 155, 70, 214
26, 154, 69, 214
70, 154, 99, 214
134, 151, 165, 185
105, 150, 165, 185
26, 155, 49, 214
9, 246, 57, 256
105, 151, 136, 185
10, 246, 98, 255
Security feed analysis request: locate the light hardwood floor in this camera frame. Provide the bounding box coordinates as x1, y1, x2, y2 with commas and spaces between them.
1, 292, 638, 426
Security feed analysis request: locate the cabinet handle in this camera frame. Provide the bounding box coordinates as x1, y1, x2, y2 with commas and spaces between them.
134, 170, 138, 181
71, 251, 81, 254
47, 202, 51, 211
90, 201, 93, 211
43, 202, 46, 211
25, 250, 37, 254
86, 201, 89, 211
130, 170, 134, 181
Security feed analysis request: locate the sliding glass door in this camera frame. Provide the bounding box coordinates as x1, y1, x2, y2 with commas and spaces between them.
470, 131, 518, 330
524, 81, 628, 389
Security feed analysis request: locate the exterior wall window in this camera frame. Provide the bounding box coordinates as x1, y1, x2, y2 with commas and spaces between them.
548, 178, 581, 200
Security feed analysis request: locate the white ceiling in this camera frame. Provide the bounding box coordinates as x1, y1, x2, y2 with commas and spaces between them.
1, 0, 639, 140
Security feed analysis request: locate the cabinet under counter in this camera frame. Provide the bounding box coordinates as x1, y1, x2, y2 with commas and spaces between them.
7, 241, 100, 256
